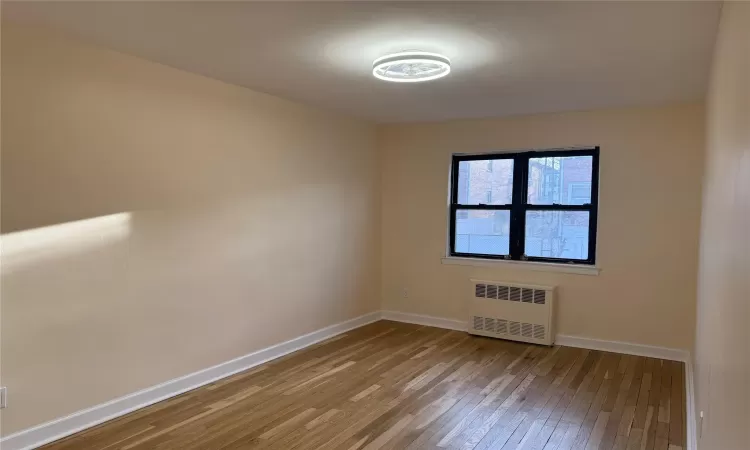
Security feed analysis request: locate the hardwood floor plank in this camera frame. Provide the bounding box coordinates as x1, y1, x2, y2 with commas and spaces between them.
584, 411, 610, 450
541, 422, 568, 450
598, 356, 640, 450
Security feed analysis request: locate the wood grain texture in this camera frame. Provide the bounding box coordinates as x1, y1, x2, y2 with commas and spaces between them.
41, 321, 687, 450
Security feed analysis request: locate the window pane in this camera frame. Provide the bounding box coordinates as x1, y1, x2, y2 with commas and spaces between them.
457, 159, 513, 205
455, 210, 510, 255
525, 211, 589, 260
527, 156, 592, 205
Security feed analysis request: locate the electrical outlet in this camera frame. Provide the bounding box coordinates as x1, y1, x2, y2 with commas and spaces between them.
0, 387, 7, 409
401, 289, 409, 298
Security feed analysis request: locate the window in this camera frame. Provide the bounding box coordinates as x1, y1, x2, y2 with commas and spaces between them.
449, 147, 599, 265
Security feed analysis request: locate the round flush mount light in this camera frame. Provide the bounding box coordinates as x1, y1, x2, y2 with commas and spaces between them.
372, 52, 451, 83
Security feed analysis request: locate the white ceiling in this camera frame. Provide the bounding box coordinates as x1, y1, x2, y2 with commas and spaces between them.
4, 1, 721, 123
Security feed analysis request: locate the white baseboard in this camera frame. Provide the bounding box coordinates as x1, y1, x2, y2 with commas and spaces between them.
554, 334, 690, 363
0, 311, 381, 450
381, 310, 467, 332
380, 311, 690, 362
685, 359, 697, 450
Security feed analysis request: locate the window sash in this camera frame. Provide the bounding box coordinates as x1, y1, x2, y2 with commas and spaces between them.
449, 147, 599, 265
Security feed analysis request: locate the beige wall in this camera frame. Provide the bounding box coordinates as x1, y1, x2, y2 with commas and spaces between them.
694, 3, 749, 449
0, 23, 380, 435
380, 104, 704, 351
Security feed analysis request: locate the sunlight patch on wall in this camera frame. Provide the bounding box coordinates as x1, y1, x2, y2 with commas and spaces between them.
1, 213, 132, 272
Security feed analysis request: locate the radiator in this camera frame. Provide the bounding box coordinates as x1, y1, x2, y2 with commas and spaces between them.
468, 279, 555, 346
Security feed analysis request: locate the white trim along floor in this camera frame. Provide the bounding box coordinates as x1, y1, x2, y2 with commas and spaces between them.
1, 311, 695, 450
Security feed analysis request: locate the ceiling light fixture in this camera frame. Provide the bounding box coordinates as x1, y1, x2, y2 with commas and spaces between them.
372, 51, 451, 83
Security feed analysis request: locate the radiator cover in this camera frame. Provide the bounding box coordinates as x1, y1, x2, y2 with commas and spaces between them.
468, 279, 555, 346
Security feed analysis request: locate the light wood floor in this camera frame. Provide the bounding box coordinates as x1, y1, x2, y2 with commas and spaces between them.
42, 321, 686, 450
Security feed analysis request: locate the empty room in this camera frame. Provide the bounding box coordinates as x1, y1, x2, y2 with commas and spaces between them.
0, 1, 747, 450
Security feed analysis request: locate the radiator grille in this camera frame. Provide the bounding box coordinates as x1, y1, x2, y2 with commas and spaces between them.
533, 290, 546, 305
474, 283, 547, 306
496, 319, 508, 334
471, 315, 548, 343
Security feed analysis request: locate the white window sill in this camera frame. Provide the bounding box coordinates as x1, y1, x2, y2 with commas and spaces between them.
441, 257, 600, 276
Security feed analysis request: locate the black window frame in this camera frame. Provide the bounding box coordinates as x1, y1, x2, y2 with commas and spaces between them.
449, 147, 600, 265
